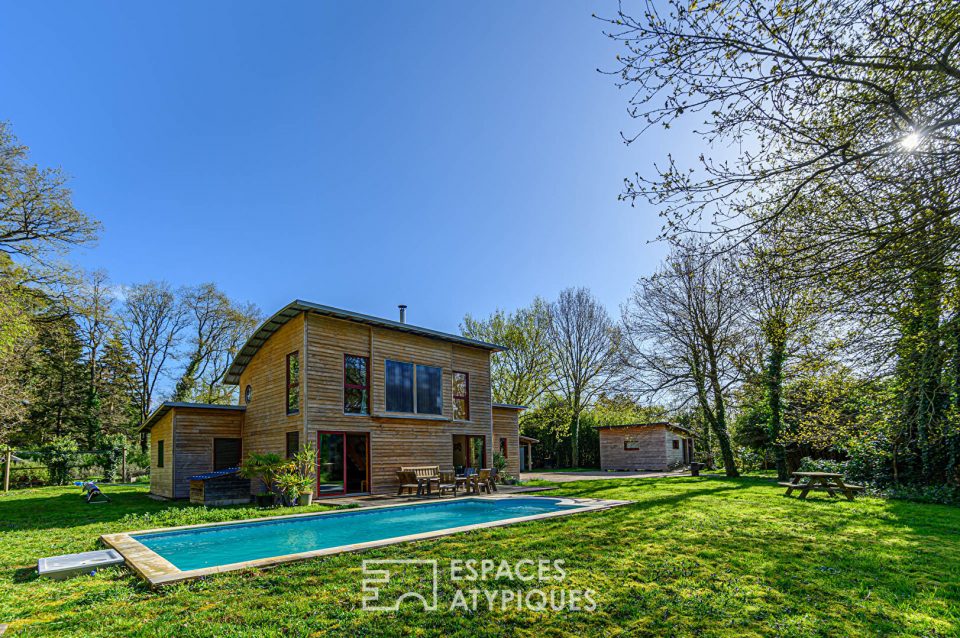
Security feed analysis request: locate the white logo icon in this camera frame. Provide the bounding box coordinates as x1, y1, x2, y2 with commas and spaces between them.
361, 559, 439, 611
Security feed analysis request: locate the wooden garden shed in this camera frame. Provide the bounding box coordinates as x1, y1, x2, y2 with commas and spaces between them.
597, 422, 693, 471
139, 402, 247, 499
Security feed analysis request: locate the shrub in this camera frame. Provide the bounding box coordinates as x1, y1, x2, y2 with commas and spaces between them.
492, 451, 507, 479
97, 434, 127, 483
880, 484, 960, 506
1, 460, 49, 488
39, 437, 80, 485
798, 457, 847, 476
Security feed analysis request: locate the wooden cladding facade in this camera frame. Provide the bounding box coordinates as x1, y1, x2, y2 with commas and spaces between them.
148, 407, 245, 499
238, 314, 305, 460
147, 308, 503, 498
300, 313, 494, 494
598, 425, 689, 472
149, 411, 174, 498
492, 407, 521, 477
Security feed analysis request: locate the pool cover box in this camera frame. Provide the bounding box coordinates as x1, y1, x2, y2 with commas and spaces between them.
38, 549, 124, 580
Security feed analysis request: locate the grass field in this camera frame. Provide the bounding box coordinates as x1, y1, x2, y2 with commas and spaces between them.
1, 476, 957, 637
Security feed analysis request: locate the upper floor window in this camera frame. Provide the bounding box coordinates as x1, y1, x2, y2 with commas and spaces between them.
286, 351, 300, 415
453, 371, 469, 420
385, 360, 414, 412
344, 355, 370, 414
385, 360, 442, 415
416, 364, 443, 415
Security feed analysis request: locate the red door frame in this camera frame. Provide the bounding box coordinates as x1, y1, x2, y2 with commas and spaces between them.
316, 431, 370, 497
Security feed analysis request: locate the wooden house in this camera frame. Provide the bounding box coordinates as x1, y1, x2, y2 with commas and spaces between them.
597, 423, 694, 472
141, 300, 527, 499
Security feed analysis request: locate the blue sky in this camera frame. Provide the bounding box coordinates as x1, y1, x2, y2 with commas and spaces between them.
0, 1, 696, 333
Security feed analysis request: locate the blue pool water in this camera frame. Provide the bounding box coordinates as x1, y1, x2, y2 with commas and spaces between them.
135, 497, 582, 571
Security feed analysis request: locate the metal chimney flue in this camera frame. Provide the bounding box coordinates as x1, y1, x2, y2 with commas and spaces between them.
398, 304, 407, 323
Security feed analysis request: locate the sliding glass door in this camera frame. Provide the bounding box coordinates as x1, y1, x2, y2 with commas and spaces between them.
317, 432, 345, 495
317, 431, 370, 496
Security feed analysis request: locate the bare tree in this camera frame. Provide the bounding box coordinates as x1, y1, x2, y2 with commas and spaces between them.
120, 281, 188, 423
174, 283, 261, 404
620, 243, 743, 476
74, 270, 114, 392
461, 298, 553, 406
548, 287, 619, 468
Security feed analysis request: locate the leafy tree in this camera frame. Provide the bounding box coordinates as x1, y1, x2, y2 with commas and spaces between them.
0, 122, 99, 266
461, 298, 553, 406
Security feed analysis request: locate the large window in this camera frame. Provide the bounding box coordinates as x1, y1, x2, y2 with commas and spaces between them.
344, 355, 370, 414
286, 351, 300, 415
416, 364, 443, 415
453, 371, 469, 420
385, 360, 414, 412
385, 360, 442, 414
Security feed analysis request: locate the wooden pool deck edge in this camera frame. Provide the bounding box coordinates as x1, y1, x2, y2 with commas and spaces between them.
101, 495, 632, 587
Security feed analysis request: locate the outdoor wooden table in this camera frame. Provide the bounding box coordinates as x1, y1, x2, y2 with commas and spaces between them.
780, 472, 863, 501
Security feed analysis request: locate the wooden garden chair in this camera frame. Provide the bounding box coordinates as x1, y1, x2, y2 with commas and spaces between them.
436, 470, 458, 497
396, 470, 420, 496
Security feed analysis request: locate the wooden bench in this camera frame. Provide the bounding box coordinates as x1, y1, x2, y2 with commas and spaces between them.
399, 466, 440, 496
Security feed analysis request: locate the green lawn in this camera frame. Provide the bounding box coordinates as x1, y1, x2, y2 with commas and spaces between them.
1, 477, 957, 637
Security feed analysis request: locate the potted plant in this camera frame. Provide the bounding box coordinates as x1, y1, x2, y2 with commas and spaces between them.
240, 452, 284, 507
292, 445, 317, 506
492, 451, 508, 484
273, 445, 318, 506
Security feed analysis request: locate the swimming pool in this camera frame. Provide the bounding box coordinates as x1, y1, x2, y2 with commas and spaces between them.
102, 495, 628, 585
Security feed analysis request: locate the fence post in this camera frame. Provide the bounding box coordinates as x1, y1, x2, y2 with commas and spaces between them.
3, 449, 10, 493
122, 446, 128, 484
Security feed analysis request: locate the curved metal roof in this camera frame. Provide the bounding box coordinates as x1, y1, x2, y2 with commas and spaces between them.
224, 300, 506, 386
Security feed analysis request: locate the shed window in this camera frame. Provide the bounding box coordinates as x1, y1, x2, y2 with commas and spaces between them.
499, 437, 508, 458
623, 437, 641, 451
286, 431, 300, 459
344, 355, 370, 414
672, 439, 680, 449
157, 439, 164, 468
453, 371, 469, 420
286, 351, 300, 415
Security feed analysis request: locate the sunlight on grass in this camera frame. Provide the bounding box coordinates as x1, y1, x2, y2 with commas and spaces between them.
1, 478, 957, 636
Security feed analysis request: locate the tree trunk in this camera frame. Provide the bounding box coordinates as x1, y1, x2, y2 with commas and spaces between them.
767, 330, 788, 480
571, 409, 580, 469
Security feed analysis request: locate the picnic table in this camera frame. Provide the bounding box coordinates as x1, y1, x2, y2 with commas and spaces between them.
780, 472, 864, 501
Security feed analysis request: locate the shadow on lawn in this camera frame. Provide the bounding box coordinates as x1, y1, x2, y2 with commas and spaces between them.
0, 490, 195, 532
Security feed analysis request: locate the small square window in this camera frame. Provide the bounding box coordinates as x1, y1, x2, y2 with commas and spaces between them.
286, 431, 300, 459
672, 440, 680, 449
